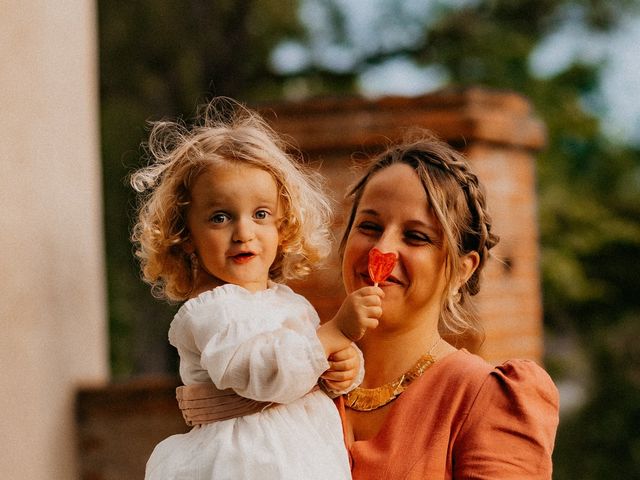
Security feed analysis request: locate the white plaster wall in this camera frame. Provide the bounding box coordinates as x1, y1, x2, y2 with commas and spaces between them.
0, 1, 108, 478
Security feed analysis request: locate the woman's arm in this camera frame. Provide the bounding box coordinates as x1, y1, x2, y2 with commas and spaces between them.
453, 360, 560, 479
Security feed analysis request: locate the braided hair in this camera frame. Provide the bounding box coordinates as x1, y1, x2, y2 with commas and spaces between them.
340, 129, 499, 344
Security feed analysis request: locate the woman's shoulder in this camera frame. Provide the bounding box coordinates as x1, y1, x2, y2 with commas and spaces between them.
431, 349, 559, 411
444, 349, 560, 435
492, 357, 559, 402
441, 349, 556, 387
430, 349, 493, 389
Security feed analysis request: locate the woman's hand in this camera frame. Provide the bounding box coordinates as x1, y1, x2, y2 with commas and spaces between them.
320, 345, 361, 392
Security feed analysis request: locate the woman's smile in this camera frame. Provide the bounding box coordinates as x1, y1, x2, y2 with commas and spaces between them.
359, 271, 404, 287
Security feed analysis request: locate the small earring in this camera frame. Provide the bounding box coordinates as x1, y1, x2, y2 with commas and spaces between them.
190, 253, 199, 279
452, 288, 462, 303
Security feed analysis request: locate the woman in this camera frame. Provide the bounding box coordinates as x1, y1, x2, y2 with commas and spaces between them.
337, 130, 559, 479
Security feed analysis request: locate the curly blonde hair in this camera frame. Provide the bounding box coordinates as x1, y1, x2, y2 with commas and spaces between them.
131, 98, 333, 302
340, 129, 499, 344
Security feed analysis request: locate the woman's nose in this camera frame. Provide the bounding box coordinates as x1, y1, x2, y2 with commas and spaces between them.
232, 217, 255, 243
373, 232, 399, 256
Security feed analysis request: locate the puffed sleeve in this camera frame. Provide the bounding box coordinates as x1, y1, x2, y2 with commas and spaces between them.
453, 359, 560, 479
175, 288, 330, 404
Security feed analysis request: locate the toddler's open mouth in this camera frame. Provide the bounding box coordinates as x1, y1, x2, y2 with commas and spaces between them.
231, 251, 256, 264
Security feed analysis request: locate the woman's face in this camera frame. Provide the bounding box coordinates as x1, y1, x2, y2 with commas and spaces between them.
342, 163, 449, 329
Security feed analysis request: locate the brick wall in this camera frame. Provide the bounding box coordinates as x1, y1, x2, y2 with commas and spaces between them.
76, 88, 546, 479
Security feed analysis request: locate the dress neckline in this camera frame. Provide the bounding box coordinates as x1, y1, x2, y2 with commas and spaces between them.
349, 348, 469, 447
185, 281, 281, 303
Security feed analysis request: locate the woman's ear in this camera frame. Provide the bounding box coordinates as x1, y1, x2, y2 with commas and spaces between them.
458, 251, 480, 289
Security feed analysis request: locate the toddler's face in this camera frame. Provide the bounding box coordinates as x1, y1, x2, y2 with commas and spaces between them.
185, 162, 281, 293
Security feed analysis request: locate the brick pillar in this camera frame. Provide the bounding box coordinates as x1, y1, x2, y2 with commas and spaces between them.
262, 88, 546, 364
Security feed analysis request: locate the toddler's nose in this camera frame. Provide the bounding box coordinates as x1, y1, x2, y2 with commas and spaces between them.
232, 218, 255, 243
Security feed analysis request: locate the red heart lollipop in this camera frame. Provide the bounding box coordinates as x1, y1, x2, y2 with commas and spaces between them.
368, 248, 397, 286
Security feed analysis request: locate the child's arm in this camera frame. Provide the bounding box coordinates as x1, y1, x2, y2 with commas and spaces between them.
314, 286, 382, 396
174, 287, 380, 405
316, 285, 384, 355
175, 296, 332, 405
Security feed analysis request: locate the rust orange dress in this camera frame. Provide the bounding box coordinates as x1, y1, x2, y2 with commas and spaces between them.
340, 349, 560, 480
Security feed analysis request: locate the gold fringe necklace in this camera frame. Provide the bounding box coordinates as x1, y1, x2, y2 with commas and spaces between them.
345, 338, 440, 412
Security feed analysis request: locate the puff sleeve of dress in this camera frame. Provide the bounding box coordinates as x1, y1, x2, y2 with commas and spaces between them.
169, 283, 330, 404
452, 359, 560, 479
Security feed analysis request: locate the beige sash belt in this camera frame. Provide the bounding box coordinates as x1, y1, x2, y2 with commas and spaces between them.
176, 383, 274, 426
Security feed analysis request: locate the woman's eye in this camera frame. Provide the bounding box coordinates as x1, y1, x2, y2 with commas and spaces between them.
405, 231, 431, 244
356, 222, 381, 235
254, 210, 270, 220
211, 213, 229, 224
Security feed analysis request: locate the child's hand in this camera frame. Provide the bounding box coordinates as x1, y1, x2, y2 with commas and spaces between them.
316, 286, 383, 357
320, 345, 361, 393
334, 286, 383, 342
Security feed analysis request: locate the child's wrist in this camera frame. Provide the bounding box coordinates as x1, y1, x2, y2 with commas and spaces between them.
339, 326, 359, 342
318, 378, 342, 399
317, 319, 351, 355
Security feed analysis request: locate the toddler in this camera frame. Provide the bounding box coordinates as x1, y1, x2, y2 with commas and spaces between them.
130, 98, 382, 479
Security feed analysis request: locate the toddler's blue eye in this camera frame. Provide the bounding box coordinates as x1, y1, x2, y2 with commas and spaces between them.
211, 213, 228, 224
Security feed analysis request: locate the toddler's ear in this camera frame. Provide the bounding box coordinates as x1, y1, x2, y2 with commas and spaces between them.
182, 238, 195, 254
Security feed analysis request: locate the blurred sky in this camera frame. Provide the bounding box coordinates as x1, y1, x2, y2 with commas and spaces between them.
271, 0, 640, 146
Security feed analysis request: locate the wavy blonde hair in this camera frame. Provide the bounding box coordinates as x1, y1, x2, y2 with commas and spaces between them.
340, 130, 499, 346
131, 98, 333, 302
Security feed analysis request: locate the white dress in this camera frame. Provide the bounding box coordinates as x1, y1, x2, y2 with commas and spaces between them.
145, 282, 360, 480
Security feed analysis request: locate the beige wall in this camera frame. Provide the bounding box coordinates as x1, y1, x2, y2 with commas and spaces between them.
0, 1, 108, 479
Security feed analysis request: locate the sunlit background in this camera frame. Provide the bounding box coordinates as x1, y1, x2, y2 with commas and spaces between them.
99, 2, 640, 478
3, 0, 639, 478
